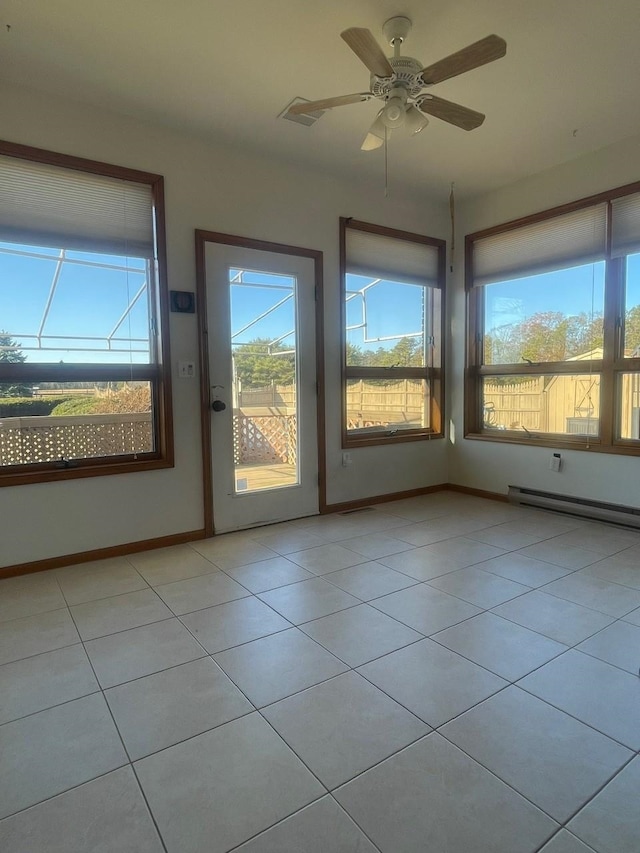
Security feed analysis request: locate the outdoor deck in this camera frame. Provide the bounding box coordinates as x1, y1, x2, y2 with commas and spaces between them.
235, 462, 297, 492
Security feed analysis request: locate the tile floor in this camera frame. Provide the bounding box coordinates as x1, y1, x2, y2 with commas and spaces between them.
0, 490, 639, 852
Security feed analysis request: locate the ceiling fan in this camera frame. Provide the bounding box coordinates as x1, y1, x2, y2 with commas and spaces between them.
287, 17, 506, 150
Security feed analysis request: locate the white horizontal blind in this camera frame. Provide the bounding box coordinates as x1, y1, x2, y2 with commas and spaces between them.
0, 155, 154, 258
611, 192, 640, 257
346, 226, 441, 287
473, 204, 607, 286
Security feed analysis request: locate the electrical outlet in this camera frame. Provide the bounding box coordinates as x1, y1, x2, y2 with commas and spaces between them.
549, 453, 562, 472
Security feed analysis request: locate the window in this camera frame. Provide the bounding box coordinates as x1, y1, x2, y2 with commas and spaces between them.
340, 218, 445, 446
0, 141, 172, 485
466, 183, 640, 454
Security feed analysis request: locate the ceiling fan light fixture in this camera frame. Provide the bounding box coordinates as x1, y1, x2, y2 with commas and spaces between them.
381, 86, 408, 128
405, 104, 429, 135
361, 111, 386, 150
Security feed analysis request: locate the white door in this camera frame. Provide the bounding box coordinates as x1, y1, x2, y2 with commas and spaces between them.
204, 241, 319, 533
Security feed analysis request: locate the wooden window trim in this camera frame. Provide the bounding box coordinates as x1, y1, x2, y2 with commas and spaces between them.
465, 180, 640, 456
0, 140, 173, 487
340, 218, 446, 448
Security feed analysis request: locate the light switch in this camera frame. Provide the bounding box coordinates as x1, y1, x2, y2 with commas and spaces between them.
178, 361, 196, 378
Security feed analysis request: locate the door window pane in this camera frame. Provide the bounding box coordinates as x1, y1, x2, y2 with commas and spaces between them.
483, 263, 605, 365
482, 374, 600, 436
229, 268, 298, 493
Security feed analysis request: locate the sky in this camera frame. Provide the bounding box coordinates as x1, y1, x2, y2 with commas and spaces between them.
3, 241, 639, 370
485, 255, 640, 336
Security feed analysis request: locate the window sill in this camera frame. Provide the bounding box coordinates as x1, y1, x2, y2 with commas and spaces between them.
464, 430, 640, 456
343, 430, 444, 449
0, 455, 174, 488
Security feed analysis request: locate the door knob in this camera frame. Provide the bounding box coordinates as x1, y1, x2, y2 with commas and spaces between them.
211, 399, 226, 412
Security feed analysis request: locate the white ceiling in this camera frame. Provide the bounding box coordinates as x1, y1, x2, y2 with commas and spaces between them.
2, 0, 640, 201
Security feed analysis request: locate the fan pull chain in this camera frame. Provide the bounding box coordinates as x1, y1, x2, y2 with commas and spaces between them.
449, 182, 455, 272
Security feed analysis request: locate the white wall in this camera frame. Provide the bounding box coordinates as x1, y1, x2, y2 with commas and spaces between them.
449, 133, 640, 507
0, 82, 449, 568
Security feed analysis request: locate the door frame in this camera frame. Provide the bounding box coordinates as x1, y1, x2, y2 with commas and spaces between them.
194, 229, 327, 537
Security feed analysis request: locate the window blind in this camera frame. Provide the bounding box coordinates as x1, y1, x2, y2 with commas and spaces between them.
472, 204, 607, 286
346, 225, 441, 287
611, 192, 640, 258
0, 155, 154, 258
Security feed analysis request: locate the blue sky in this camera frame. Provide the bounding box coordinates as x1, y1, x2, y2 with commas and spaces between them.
484, 254, 640, 335
3, 243, 639, 368
0, 241, 149, 364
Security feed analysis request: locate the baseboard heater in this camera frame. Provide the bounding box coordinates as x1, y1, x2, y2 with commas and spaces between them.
508, 486, 640, 530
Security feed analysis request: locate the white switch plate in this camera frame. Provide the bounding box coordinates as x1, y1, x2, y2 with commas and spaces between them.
178, 361, 195, 378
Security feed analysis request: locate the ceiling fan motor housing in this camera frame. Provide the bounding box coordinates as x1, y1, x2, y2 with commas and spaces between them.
370, 56, 426, 101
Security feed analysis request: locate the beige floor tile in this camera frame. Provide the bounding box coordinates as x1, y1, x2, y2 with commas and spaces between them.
55, 558, 147, 606
548, 525, 640, 556
517, 541, 601, 570
380, 537, 505, 581
433, 612, 567, 681
0, 767, 164, 853
543, 572, 640, 617
623, 605, 640, 626
371, 584, 481, 635
153, 571, 250, 615
71, 588, 172, 640
358, 638, 507, 727
337, 532, 415, 560
287, 543, 367, 574
391, 516, 493, 547
0, 644, 98, 725
129, 545, 220, 586
335, 733, 557, 853
135, 713, 324, 853
214, 628, 347, 707
0, 608, 79, 666
581, 555, 640, 590
0, 572, 66, 623
568, 757, 640, 853
181, 596, 290, 652
251, 529, 327, 554
492, 590, 614, 645
576, 620, 640, 674
258, 577, 360, 624
234, 797, 378, 852
263, 672, 428, 789
105, 657, 252, 759
519, 650, 640, 749
191, 538, 278, 570
473, 552, 574, 586
426, 566, 530, 608
539, 830, 600, 852
323, 561, 418, 600
467, 526, 547, 550
0, 693, 127, 820
85, 618, 206, 688
224, 555, 314, 592
441, 686, 631, 823
300, 604, 422, 667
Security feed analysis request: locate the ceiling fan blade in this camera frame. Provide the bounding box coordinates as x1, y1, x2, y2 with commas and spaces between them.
287, 93, 371, 115
361, 111, 386, 151
341, 28, 394, 78
420, 34, 506, 86
418, 95, 485, 130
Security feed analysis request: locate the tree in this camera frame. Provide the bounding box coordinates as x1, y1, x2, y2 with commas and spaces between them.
484, 311, 604, 365
0, 332, 32, 397
233, 339, 296, 388
624, 304, 640, 355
